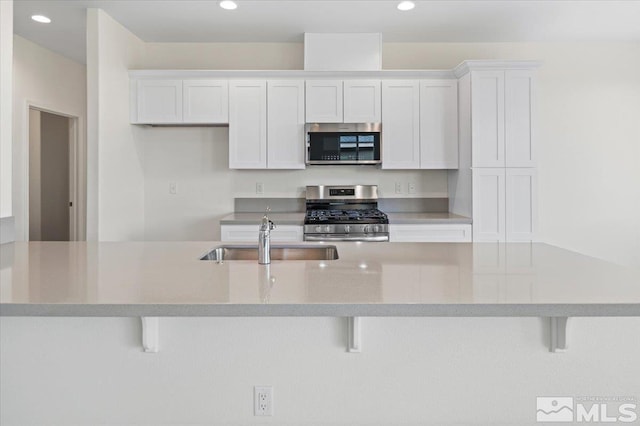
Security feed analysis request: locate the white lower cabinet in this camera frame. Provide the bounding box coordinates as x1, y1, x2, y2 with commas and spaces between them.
506, 168, 537, 242
472, 167, 537, 242
220, 225, 304, 242
472, 168, 506, 242
389, 224, 472, 242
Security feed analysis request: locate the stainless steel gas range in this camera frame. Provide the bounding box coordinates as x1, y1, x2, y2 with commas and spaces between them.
303, 185, 389, 242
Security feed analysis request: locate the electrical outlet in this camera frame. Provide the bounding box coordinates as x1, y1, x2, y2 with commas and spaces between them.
254, 386, 273, 416
408, 183, 416, 194
395, 182, 402, 194
256, 182, 264, 195
169, 182, 177, 195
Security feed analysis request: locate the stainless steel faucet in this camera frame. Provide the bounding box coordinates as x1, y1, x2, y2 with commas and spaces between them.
258, 211, 276, 264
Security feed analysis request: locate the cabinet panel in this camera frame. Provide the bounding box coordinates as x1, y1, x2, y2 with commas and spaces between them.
221, 225, 303, 242
305, 80, 343, 123
229, 81, 267, 169
472, 168, 506, 242
183, 80, 228, 123
389, 224, 472, 242
471, 71, 505, 167
267, 80, 305, 169
420, 79, 459, 169
506, 168, 537, 242
381, 80, 420, 169
505, 70, 535, 167
343, 80, 381, 122
137, 79, 182, 123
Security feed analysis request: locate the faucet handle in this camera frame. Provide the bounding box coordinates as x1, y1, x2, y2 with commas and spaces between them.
260, 214, 275, 231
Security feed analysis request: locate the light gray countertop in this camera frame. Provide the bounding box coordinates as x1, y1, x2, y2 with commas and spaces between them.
386, 212, 472, 224
220, 212, 472, 226
220, 213, 305, 226
1, 241, 638, 317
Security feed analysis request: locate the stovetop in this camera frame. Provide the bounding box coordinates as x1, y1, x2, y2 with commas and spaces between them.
304, 208, 389, 225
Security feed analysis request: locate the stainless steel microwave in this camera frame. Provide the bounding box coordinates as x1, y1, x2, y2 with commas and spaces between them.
306, 123, 382, 165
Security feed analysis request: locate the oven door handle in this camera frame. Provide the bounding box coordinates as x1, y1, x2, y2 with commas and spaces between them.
303, 234, 389, 242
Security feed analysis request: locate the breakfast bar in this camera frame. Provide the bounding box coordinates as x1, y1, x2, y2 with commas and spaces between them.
2, 241, 639, 353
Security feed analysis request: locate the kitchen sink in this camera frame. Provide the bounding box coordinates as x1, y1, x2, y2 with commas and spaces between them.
200, 245, 339, 261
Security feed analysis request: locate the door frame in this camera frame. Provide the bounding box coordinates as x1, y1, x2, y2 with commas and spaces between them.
24, 101, 86, 241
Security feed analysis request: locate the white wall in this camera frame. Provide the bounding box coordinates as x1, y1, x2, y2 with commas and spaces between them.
2, 316, 639, 425
86, 9, 145, 240
12, 35, 86, 241
0, 0, 13, 220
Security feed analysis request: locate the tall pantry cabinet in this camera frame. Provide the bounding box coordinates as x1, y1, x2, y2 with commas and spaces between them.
453, 62, 540, 242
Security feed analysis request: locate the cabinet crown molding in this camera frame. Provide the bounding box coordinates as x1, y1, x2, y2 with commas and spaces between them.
453, 60, 543, 78
128, 69, 457, 79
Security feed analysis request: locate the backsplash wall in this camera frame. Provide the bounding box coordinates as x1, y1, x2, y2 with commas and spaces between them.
141, 126, 447, 240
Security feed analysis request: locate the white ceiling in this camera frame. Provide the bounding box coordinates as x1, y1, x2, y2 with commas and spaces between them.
13, 0, 640, 64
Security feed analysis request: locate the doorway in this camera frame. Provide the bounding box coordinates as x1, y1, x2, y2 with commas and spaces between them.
28, 108, 78, 241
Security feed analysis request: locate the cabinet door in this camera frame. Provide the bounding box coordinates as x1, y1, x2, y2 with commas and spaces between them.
506, 168, 537, 242
505, 70, 535, 167
471, 71, 505, 167
221, 225, 303, 242
472, 168, 506, 242
389, 224, 472, 242
136, 79, 182, 124
229, 80, 267, 169
343, 80, 381, 122
305, 80, 343, 123
381, 80, 420, 169
420, 79, 459, 169
267, 80, 305, 169
183, 80, 228, 124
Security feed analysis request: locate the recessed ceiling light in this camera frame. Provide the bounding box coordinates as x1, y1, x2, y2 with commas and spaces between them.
31, 14, 51, 23
397, 1, 415, 11
219, 1, 238, 10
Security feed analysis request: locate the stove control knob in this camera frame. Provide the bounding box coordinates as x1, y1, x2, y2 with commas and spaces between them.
364, 225, 372, 233
315, 226, 322, 232
323, 225, 331, 233
373, 225, 379, 233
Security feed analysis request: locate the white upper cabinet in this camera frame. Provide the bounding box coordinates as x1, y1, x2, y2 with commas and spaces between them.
229, 80, 267, 169
182, 80, 228, 124
136, 79, 183, 124
305, 79, 381, 123
471, 69, 535, 167
134, 79, 228, 124
305, 80, 343, 122
505, 70, 535, 167
381, 80, 420, 169
267, 80, 306, 169
343, 80, 381, 122
419, 79, 459, 169
471, 71, 505, 168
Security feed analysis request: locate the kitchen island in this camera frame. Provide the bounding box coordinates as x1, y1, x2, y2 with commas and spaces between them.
2, 241, 639, 425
